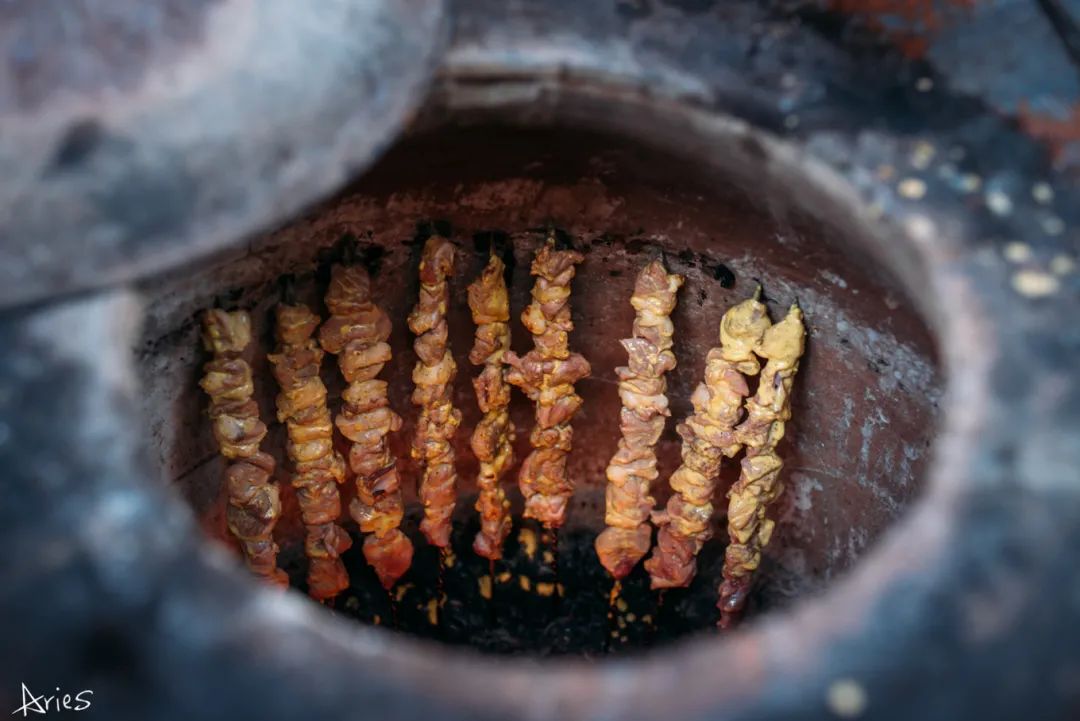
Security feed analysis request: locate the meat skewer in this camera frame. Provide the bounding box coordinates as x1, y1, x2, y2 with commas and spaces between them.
467, 253, 515, 561
644, 289, 771, 589
718, 303, 805, 628
199, 309, 289, 587
319, 261, 413, 590
595, 259, 684, 581
505, 233, 591, 529
268, 293, 352, 601
408, 235, 461, 549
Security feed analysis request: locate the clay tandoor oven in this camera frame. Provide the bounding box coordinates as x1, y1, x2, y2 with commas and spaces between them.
139, 125, 940, 651
1, 2, 1079, 721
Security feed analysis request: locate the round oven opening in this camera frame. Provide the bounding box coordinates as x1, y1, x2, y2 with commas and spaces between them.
135, 120, 941, 657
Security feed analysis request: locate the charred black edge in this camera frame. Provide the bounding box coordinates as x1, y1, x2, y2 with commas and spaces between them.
279, 274, 298, 305
525, 225, 576, 251
471, 230, 516, 285
552, 227, 575, 251
415, 219, 454, 242
330, 231, 386, 278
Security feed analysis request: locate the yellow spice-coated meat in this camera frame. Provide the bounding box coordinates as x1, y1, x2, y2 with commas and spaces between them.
644, 291, 771, 589
467, 254, 515, 560
199, 309, 288, 587
505, 235, 590, 528
408, 235, 461, 549
594, 260, 683, 579
269, 302, 352, 601
718, 304, 805, 627
319, 263, 413, 589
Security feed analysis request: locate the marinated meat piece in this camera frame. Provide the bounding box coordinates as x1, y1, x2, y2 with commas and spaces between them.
320, 263, 413, 589
595, 260, 683, 579
408, 235, 462, 549
718, 304, 805, 627
199, 309, 288, 588
269, 302, 352, 601
362, 529, 415, 591
467, 254, 515, 559
644, 290, 771, 589
505, 235, 590, 528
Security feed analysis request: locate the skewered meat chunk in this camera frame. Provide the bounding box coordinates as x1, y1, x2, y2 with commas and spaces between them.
644, 290, 771, 589
199, 309, 288, 587
408, 235, 461, 549
595, 260, 684, 579
319, 263, 413, 589
269, 302, 352, 601
718, 304, 805, 627
467, 254, 515, 560
505, 235, 590, 528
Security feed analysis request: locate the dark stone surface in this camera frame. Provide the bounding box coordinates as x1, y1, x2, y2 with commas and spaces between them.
0, 0, 221, 112
1, 1, 1079, 720
810, 0, 1080, 176
0, 0, 448, 310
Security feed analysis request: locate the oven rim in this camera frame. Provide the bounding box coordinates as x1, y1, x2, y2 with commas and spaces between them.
4, 9, 1080, 720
